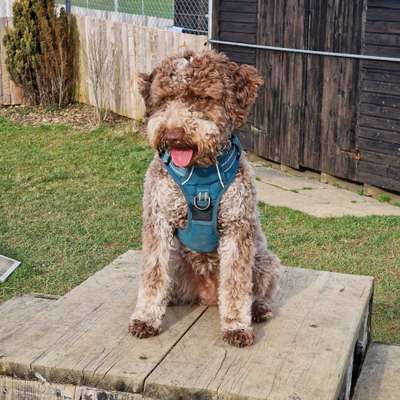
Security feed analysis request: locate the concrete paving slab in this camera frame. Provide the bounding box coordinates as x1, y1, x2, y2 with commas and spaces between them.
353, 343, 400, 400
255, 166, 400, 218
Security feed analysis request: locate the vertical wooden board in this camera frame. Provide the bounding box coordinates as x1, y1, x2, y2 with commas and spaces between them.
254, 0, 305, 168
301, 0, 327, 170
0, 376, 143, 400
75, 15, 88, 104
132, 25, 145, 119
0, 251, 206, 393
279, 0, 306, 169
0, 376, 77, 400
145, 267, 374, 400
319, 0, 365, 181
254, 0, 282, 163
126, 24, 134, 118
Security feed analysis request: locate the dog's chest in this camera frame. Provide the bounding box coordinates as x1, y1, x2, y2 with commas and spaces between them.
147, 157, 254, 237
156, 174, 188, 229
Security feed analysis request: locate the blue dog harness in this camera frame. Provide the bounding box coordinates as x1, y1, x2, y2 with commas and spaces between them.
160, 135, 242, 253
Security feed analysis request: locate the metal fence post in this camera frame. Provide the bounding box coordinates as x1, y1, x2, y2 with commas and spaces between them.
65, 0, 71, 13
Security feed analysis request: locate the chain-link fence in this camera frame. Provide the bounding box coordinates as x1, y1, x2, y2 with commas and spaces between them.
61, 0, 208, 34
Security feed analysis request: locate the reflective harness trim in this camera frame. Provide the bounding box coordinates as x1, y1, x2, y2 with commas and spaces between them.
160, 135, 242, 253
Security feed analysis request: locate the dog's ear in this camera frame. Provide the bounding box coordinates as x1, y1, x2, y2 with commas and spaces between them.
138, 72, 153, 114
227, 63, 263, 128
234, 64, 263, 112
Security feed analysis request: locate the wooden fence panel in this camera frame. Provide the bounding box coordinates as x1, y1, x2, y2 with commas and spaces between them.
0, 1, 14, 18
74, 15, 206, 119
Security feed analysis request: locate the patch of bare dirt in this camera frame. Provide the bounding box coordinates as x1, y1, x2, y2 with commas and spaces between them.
0, 103, 135, 131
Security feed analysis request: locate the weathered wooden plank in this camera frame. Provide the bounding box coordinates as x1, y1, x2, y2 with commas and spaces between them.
360, 92, 400, 108
222, 50, 255, 65
362, 69, 400, 84
359, 126, 400, 144
363, 60, 400, 72
301, 0, 327, 170
367, 8, 400, 22
365, 32, 400, 47
359, 115, 400, 132
145, 267, 374, 400
0, 295, 55, 341
220, 1, 257, 14
220, 12, 257, 23
364, 44, 400, 58
220, 21, 258, 34
358, 160, 400, 181
366, 21, 400, 35
362, 79, 400, 96
0, 251, 206, 393
360, 148, 400, 168
360, 104, 400, 122
368, 0, 400, 10
357, 168, 400, 192
358, 137, 400, 155
353, 344, 400, 400
220, 31, 256, 43
0, 376, 142, 400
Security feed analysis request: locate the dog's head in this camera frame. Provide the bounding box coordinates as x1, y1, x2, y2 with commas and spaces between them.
138, 49, 263, 167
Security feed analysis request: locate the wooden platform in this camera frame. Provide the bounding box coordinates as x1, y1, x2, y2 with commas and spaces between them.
0, 251, 374, 400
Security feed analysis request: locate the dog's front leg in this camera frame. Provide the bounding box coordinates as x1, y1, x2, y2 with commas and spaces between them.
218, 226, 255, 347
129, 219, 173, 338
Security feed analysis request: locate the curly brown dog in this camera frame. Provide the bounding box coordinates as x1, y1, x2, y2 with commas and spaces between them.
129, 49, 281, 347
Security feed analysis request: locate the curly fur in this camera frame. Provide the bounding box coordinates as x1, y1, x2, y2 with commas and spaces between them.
129, 49, 281, 347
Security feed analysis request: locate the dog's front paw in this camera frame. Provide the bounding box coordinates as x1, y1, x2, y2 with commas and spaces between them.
223, 328, 255, 347
252, 301, 273, 323
128, 319, 160, 338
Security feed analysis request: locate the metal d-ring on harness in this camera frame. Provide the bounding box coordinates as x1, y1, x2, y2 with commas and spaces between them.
193, 192, 211, 211
160, 135, 242, 253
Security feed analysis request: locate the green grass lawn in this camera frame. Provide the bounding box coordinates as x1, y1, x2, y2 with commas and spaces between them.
0, 117, 399, 344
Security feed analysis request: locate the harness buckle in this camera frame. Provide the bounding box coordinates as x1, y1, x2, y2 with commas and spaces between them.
193, 192, 211, 211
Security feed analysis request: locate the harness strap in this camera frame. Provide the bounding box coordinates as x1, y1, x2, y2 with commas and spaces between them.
160, 135, 242, 253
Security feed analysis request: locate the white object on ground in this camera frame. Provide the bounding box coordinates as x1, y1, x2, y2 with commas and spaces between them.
0, 255, 21, 283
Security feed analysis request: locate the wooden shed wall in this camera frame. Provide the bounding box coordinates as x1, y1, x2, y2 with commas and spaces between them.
214, 0, 400, 193
213, 0, 257, 65
248, 0, 365, 182
357, 0, 400, 192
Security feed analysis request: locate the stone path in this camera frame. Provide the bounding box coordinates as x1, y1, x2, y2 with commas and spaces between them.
353, 343, 400, 400
254, 165, 400, 218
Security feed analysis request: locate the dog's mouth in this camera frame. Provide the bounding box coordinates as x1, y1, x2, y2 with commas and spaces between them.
170, 147, 194, 167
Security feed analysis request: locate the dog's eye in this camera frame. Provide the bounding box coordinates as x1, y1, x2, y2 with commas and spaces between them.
198, 96, 214, 102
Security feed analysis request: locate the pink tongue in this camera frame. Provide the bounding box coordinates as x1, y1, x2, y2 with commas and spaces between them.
170, 148, 193, 167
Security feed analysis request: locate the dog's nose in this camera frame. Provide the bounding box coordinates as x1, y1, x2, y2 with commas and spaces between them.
165, 128, 185, 140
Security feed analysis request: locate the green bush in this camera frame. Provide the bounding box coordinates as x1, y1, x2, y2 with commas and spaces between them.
3, 0, 74, 107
